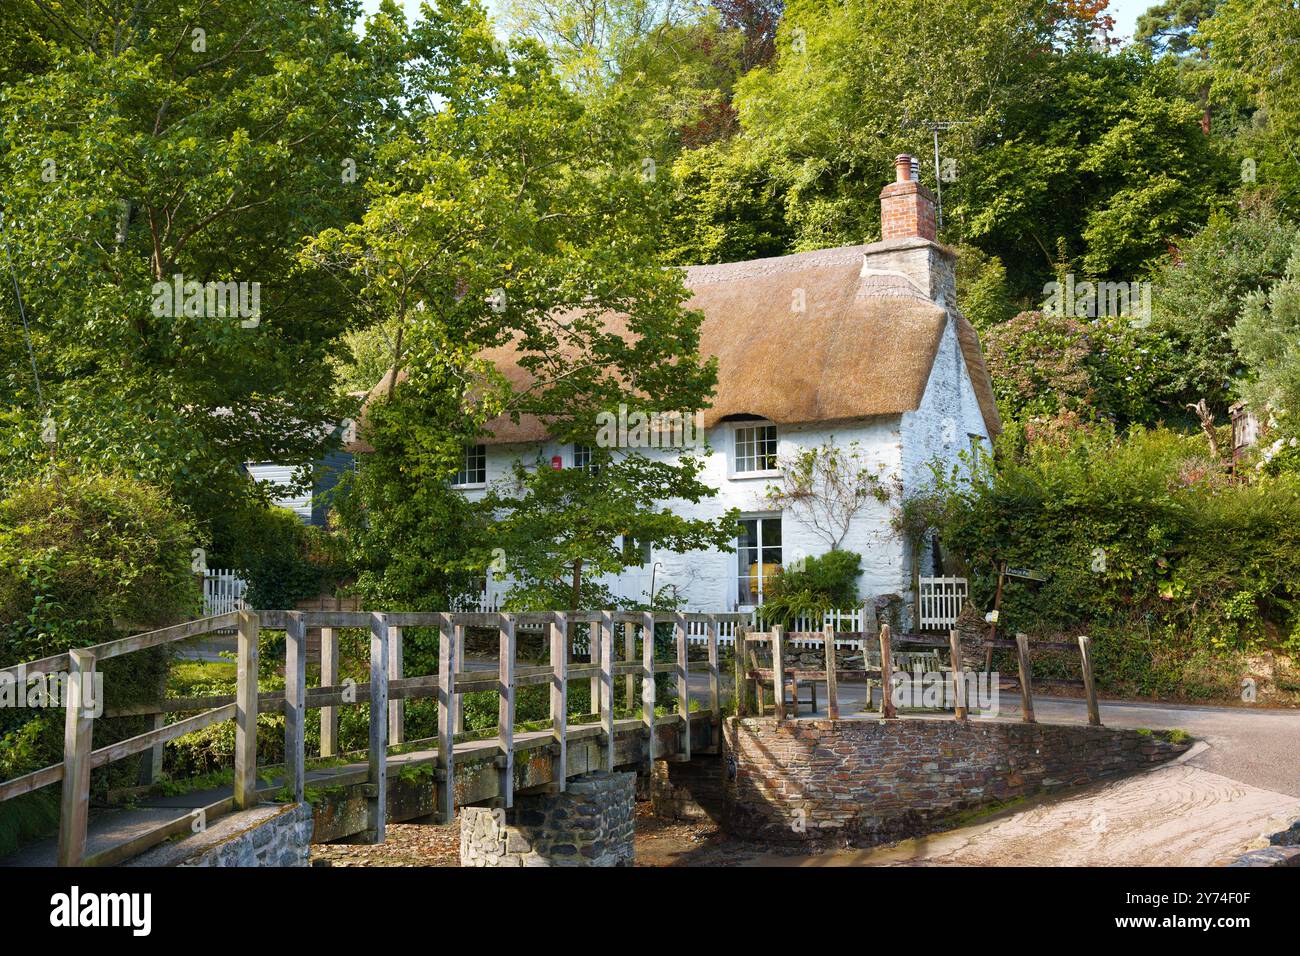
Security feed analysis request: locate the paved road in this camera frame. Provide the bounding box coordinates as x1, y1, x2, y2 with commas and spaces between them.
682, 673, 1300, 866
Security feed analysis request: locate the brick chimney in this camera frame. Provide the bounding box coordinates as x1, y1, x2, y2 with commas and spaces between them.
880, 154, 937, 242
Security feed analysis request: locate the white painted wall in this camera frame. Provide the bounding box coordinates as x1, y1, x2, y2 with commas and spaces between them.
246, 463, 312, 520
898, 314, 993, 581
459, 417, 911, 612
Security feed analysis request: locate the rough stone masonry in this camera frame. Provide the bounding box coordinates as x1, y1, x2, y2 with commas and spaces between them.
459, 771, 635, 867
722, 717, 1192, 849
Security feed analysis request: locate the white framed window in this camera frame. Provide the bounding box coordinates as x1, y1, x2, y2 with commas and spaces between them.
453, 444, 486, 487
736, 514, 782, 606
732, 423, 778, 475
622, 535, 652, 566
573, 443, 597, 473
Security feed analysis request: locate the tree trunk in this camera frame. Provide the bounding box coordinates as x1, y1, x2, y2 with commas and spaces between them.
569, 557, 583, 613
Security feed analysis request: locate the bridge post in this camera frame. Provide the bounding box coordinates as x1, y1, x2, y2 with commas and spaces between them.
1015, 633, 1036, 723
367, 612, 389, 842
498, 613, 517, 808
587, 615, 600, 718
320, 626, 338, 757
436, 613, 456, 823
771, 626, 786, 721
234, 610, 260, 809
453, 623, 466, 734
674, 612, 690, 761
706, 615, 720, 749
388, 624, 405, 745
623, 621, 635, 713
823, 623, 839, 720
56, 647, 95, 867
641, 612, 656, 761
949, 629, 968, 720
879, 623, 897, 718
549, 612, 567, 791
284, 612, 307, 803
734, 625, 749, 717
1079, 635, 1101, 726
599, 611, 615, 771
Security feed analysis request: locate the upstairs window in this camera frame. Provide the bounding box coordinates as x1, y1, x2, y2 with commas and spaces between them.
733, 424, 778, 474
454, 444, 486, 486
573, 443, 597, 473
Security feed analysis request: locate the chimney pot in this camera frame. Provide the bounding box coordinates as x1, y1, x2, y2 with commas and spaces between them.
881, 155, 937, 242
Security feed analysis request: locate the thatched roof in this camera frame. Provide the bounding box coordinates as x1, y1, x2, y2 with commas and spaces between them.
347, 243, 1001, 451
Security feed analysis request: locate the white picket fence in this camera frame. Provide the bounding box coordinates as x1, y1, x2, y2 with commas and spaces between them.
203, 569, 248, 616
685, 607, 866, 648
918, 575, 968, 630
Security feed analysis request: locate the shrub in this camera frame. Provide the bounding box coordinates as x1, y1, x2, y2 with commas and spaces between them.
924, 422, 1300, 699
756, 550, 863, 627
0, 469, 199, 852
212, 504, 346, 609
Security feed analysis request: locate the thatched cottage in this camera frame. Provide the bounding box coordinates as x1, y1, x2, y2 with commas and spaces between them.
351, 154, 1000, 617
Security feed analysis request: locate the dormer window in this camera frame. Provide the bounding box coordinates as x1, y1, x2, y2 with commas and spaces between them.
453, 444, 486, 487
732, 423, 778, 475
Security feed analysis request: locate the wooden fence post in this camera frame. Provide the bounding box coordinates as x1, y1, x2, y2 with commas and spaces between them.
234, 609, 259, 809
823, 623, 839, 720
599, 611, 615, 771
452, 623, 466, 734
437, 613, 455, 823
285, 612, 307, 803
56, 647, 95, 866
1078, 635, 1101, 726
623, 621, 636, 714
549, 612, 568, 791
587, 618, 600, 718
320, 626, 338, 757
949, 628, 968, 720
707, 615, 721, 747
367, 612, 389, 843
734, 625, 750, 718
669, 612, 688, 761
642, 611, 657, 761
771, 625, 787, 721
388, 624, 404, 746
498, 613, 517, 807
1015, 633, 1036, 723
879, 623, 897, 718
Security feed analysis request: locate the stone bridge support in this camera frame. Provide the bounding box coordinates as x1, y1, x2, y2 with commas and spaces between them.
459, 771, 635, 866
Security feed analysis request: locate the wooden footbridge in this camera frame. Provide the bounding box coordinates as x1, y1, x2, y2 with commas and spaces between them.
0, 605, 1103, 867
0, 609, 746, 867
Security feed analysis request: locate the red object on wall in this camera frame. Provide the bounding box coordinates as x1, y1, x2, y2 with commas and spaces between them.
551, 455, 563, 470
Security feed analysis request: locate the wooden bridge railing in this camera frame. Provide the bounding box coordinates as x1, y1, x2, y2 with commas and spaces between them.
0, 608, 748, 867
739, 625, 1101, 727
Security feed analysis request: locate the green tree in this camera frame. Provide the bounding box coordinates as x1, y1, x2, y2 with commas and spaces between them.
0, 1, 405, 540
1148, 195, 1298, 417
316, 0, 735, 609
1232, 233, 1300, 441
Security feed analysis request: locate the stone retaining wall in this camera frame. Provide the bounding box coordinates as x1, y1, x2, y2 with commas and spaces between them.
129, 802, 313, 867
651, 756, 725, 822
722, 717, 1191, 849
460, 771, 635, 866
